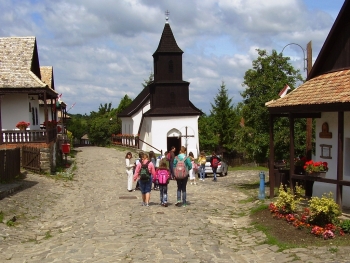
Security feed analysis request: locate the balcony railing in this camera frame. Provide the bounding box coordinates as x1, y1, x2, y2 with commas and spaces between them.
1, 128, 57, 144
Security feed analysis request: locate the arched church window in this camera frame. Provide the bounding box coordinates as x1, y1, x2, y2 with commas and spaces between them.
169, 60, 173, 73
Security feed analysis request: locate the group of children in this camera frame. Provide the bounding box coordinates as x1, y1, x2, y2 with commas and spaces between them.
125, 149, 206, 207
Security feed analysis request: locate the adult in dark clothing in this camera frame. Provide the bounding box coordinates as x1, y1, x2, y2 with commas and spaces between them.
169, 146, 176, 180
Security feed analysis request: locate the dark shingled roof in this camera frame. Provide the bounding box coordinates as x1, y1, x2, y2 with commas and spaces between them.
118, 87, 150, 117
144, 102, 201, 117
153, 23, 183, 55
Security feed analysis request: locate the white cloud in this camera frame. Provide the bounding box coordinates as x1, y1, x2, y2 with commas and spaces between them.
0, 0, 345, 114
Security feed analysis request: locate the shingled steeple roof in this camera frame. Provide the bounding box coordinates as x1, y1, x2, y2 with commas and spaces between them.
153, 23, 183, 55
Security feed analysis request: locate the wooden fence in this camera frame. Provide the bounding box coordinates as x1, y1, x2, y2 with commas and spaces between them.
0, 148, 21, 182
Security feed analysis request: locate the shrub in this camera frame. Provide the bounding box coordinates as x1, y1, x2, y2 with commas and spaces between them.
308, 192, 341, 226
339, 219, 350, 233
273, 184, 304, 214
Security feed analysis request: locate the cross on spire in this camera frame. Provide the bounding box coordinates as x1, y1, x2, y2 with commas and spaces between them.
165, 10, 170, 23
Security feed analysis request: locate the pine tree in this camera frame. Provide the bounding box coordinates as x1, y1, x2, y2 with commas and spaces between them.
209, 81, 238, 153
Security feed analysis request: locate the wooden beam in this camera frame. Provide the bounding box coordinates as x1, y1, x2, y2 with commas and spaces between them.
270, 112, 321, 118
336, 111, 344, 208
289, 114, 295, 191
0, 95, 2, 144
269, 114, 275, 198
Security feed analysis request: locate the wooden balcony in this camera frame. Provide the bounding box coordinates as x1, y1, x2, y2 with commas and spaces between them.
1, 128, 57, 144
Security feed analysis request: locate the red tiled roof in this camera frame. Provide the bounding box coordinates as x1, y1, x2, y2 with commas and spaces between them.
266, 69, 350, 108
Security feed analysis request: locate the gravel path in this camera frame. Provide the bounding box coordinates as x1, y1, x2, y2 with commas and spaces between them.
0, 146, 349, 262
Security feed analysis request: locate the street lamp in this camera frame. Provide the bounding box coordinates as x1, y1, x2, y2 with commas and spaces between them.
281, 43, 307, 72
281, 41, 313, 161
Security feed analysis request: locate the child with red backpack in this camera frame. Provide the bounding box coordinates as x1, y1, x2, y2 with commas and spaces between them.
154, 160, 170, 207
210, 152, 221, 182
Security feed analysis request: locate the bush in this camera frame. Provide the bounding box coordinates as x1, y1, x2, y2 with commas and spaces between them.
340, 219, 350, 233
273, 184, 304, 214
308, 192, 341, 226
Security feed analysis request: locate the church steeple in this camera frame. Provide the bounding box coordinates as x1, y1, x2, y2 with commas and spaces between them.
153, 14, 183, 82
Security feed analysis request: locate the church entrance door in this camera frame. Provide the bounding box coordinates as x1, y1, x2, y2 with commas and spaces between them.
167, 137, 181, 156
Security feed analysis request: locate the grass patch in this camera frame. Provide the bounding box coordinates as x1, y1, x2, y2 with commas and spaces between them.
45, 231, 53, 239
0, 211, 4, 223
252, 222, 298, 251
238, 196, 257, 204
250, 203, 269, 214
228, 166, 268, 172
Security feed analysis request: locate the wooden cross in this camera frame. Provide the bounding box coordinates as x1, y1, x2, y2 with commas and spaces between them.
180, 126, 194, 150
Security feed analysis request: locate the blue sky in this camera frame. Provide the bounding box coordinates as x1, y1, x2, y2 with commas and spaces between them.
0, 0, 345, 115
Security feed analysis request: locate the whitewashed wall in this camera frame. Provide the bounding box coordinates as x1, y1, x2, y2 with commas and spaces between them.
140, 116, 199, 157
1, 94, 41, 130
121, 99, 200, 157
313, 112, 350, 207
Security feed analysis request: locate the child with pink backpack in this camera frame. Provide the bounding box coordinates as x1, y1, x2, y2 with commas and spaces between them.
154, 160, 170, 207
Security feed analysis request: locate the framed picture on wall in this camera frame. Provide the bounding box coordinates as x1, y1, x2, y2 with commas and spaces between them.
320, 144, 332, 159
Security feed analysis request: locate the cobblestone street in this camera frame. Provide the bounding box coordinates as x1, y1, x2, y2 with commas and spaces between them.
1, 146, 349, 262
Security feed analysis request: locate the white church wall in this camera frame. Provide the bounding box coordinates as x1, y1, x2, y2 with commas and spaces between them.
139, 116, 199, 157
312, 112, 350, 207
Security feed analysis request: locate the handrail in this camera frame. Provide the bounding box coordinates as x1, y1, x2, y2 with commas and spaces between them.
1, 129, 57, 144
138, 138, 163, 155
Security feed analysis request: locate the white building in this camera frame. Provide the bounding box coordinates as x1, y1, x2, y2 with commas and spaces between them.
267, 0, 350, 208
118, 19, 201, 157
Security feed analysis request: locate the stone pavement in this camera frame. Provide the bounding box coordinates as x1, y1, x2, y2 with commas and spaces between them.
0, 146, 350, 262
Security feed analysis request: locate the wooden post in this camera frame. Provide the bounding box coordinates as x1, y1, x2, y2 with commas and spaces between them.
306, 41, 313, 160
269, 114, 275, 198
289, 114, 295, 191
0, 95, 2, 144
337, 111, 344, 208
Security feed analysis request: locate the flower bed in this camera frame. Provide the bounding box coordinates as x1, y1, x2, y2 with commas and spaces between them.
269, 185, 347, 240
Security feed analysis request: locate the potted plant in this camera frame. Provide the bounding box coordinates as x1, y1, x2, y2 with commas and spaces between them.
294, 156, 308, 175
303, 160, 328, 177
42, 120, 58, 128
16, 121, 30, 130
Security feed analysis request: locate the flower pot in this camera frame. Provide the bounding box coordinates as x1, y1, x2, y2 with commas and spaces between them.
308, 172, 326, 178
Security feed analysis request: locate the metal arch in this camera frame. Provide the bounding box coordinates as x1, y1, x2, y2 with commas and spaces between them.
281, 43, 307, 72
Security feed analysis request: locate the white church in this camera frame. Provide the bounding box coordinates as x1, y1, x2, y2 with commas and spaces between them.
118, 18, 202, 157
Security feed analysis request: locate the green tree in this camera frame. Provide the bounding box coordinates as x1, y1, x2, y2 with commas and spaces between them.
114, 94, 133, 134
66, 115, 88, 141
198, 113, 219, 152
238, 49, 304, 162
208, 81, 239, 153
142, 73, 154, 88
88, 103, 115, 146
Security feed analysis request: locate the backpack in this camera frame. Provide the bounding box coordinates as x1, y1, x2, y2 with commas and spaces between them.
211, 157, 219, 168
157, 169, 170, 184
140, 161, 151, 181
166, 152, 171, 161
174, 156, 187, 179
192, 161, 198, 172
